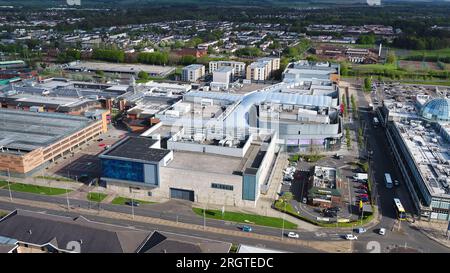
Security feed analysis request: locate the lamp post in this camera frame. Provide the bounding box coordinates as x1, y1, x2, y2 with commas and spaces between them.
281, 202, 286, 241
131, 191, 135, 220
7, 168, 12, 202
203, 202, 206, 230
66, 171, 71, 210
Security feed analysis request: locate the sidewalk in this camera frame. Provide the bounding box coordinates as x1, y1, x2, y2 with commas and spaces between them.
410, 220, 450, 249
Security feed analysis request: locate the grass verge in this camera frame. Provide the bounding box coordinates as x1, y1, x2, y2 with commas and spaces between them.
87, 192, 108, 203
7, 182, 70, 195
192, 208, 297, 229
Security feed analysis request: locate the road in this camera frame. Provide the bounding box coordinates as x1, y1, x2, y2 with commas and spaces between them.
0, 199, 318, 253
351, 79, 450, 253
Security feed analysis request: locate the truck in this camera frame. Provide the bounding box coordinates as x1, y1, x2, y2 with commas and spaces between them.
353, 173, 368, 182
384, 173, 393, 189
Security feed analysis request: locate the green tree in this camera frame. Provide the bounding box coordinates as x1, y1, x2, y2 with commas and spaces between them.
92, 49, 125, 63
137, 51, 169, 65
179, 55, 197, 65
340, 62, 349, 76
235, 47, 262, 58
281, 192, 294, 203
364, 77, 372, 92
138, 70, 149, 80
346, 127, 351, 150
357, 33, 376, 45
386, 52, 397, 64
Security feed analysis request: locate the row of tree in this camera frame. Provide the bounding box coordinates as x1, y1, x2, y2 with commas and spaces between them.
92, 49, 125, 63
137, 51, 169, 65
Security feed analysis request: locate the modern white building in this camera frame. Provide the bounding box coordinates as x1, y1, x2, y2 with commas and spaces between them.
181, 64, 205, 82
210, 66, 234, 91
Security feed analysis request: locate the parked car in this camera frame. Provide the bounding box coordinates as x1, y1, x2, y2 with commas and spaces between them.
242, 226, 252, 232
78, 174, 89, 183
323, 210, 337, 217
287, 232, 299, 239
334, 153, 343, 159
378, 228, 386, 236
355, 227, 367, 234
358, 194, 369, 198
302, 197, 307, 204
125, 201, 140, 207
356, 190, 368, 194
394, 180, 400, 187
283, 176, 293, 182
329, 206, 341, 212
281, 181, 292, 186
357, 185, 368, 190
357, 197, 369, 203
345, 234, 358, 240
97, 138, 104, 142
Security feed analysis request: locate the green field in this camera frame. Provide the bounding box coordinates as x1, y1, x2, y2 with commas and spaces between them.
8, 182, 70, 195
400, 80, 450, 87
111, 196, 156, 205
0, 181, 7, 188
397, 47, 450, 58
87, 192, 108, 203
192, 208, 297, 229
352, 63, 398, 72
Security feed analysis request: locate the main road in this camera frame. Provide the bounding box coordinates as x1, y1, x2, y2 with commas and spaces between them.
351, 78, 449, 253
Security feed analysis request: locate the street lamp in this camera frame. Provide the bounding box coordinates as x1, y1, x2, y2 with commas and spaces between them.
66, 171, 71, 210
6, 168, 12, 202
281, 201, 287, 241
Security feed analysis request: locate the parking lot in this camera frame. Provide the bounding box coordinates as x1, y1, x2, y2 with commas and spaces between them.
44, 126, 135, 184
279, 152, 372, 223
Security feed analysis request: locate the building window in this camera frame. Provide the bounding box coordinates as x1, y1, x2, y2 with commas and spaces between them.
212, 183, 234, 191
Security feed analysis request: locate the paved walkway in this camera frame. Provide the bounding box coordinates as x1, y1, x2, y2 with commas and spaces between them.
410, 220, 450, 248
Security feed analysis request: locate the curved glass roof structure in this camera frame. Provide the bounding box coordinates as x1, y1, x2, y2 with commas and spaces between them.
421, 98, 450, 123
223, 83, 336, 128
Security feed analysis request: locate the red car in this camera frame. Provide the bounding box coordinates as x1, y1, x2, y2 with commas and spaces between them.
358, 194, 369, 198
357, 185, 368, 189
98, 143, 106, 147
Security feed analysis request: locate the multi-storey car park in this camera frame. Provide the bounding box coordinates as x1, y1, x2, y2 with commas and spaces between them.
378, 85, 450, 221
0, 109, 106, 177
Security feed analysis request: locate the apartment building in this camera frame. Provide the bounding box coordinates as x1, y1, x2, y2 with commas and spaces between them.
209, 61, 246, 77
181, 64, 205, 82
246, 57, 280, 81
